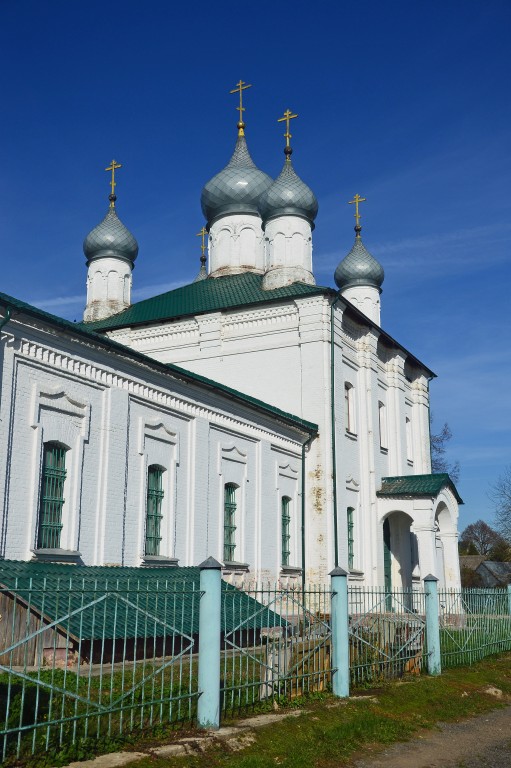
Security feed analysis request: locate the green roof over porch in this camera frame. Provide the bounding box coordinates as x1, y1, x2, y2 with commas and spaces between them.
377, 473, 463, 504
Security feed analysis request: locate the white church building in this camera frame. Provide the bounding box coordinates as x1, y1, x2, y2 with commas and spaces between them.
0, 93, 462, 591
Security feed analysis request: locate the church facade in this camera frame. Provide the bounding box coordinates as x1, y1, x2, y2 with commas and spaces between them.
0, 92, 462, 590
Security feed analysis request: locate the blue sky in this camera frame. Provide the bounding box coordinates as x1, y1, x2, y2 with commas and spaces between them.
1, 1, 510, 532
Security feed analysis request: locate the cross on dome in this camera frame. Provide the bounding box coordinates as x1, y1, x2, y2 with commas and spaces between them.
277, 109, 298, 159
348, 193, 366, 234
105, 160, 122, 208
230, 80, 252, 136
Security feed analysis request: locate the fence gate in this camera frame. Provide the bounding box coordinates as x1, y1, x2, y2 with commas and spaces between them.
348, 587, 426, 686
0, 576, 200, 762
220, 584, 331, 715
439, 588, 511, 668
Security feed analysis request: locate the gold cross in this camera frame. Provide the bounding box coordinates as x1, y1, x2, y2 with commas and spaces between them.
105, 160, 122, 207
277, 109, 298, 151
196, 226, 207, 258
348, 194, 366, 229
230, 80, 252, 135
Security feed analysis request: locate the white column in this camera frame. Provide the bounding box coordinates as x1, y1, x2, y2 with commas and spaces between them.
413, 525, 438, 579
356, 331, 379, 584
439, 531, 461, 590
411, 374, 431, 474
385, 352, 406, 475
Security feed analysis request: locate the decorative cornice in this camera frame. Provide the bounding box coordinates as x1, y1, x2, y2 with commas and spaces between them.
13, 336, 303, 454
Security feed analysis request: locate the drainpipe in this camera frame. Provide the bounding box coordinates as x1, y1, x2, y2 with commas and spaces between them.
0, 307, 11, 334
301, 431, 315, 589
330, 295, 342, 567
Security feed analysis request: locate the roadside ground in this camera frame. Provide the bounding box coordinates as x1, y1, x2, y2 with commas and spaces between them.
57, 653, 511, 768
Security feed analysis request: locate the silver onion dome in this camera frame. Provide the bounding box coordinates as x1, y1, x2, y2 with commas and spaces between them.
334, 228, 384, 290
259, 157, 318, 227
83, 204, 139, 266
201, 135, 273, 226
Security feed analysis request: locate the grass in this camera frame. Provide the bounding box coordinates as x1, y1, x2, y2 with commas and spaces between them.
128, 652, 511, 768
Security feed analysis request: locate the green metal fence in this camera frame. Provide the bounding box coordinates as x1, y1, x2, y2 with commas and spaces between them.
221, 584, 331, 715
439, 588, 511, 668
348, 587, 426, 685
0, 572, 200, 762
3, 565, 511, 763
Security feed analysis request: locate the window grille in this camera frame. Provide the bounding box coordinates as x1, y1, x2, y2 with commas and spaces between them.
37, 442, 67, 549
347, 507, 355, 570
281, 496, 291, 566
145, 466, 164, 556
223, 483, 237, 562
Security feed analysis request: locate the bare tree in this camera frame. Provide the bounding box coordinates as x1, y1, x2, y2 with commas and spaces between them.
491, 465, 511, 542
430, 419, 460, 483
459, 520, 505, 557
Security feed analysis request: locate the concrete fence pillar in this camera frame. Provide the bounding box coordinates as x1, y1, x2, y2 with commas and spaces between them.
424, 574, 441, 676
197, 556, 222, 729
330, 567, 349, 698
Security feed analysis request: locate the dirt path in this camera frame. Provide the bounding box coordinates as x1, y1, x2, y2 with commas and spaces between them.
350, 704, 511, 768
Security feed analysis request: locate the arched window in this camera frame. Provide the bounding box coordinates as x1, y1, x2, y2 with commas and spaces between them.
281, 496, 291, 566
347, 507, 355, 570
345, 383, 355, 434
378, 401, 388, 450
224, 483, 237, 562
145, 465, 165, 556
37, 442, 67, 550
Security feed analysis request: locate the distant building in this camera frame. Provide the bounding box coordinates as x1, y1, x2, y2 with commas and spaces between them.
460, 557, 511, 588
0, 90, 462, 589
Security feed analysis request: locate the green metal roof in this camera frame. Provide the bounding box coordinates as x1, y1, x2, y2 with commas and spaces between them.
377, 473, 463, 504
80, 273, 434, 378
83, 272, 329, 332
0, 291, 317, 437
0, 560, 287, 640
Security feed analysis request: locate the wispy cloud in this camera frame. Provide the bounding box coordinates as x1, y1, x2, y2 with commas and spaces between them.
31, 294, 85, 310
30, 279, 188, 314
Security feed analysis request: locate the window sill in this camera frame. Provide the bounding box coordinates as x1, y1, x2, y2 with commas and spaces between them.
223, 561, 250, 573
280, 566, 302, 576
345, 431, 358, 441
407, 459, 414, 467
32, 549, 82, 565
380, 447, 388, 455
141, 555, 179, 568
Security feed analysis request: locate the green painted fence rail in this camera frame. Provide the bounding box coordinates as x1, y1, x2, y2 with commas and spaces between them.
439, 587, 511, 668
2, 560, 511, 763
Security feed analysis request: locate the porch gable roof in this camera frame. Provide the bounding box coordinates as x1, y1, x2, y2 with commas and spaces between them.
377, 473, 463, 504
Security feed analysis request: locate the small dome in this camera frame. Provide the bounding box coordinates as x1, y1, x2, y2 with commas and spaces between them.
83, 207, 139, 265
334, 233, 384, 290
201, 135, 273, 225
259, 158, 318, 227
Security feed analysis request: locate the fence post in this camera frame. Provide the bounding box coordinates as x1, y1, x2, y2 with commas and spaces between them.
330, 567, 349, 698
508, 585, 511, 616
198, 556, 222, 729
424, 574, 441, 676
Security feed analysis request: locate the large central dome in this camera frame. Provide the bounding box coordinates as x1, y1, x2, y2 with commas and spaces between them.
201, 135, 273, 226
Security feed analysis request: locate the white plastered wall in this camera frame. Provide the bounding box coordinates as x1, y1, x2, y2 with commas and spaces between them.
0, 314, 306, 585
84, 256, 132, 322
262, 216, 315, 290
208, 214, 265, 276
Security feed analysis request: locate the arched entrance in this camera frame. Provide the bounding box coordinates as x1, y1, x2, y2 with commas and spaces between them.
382, 511, 415, 592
